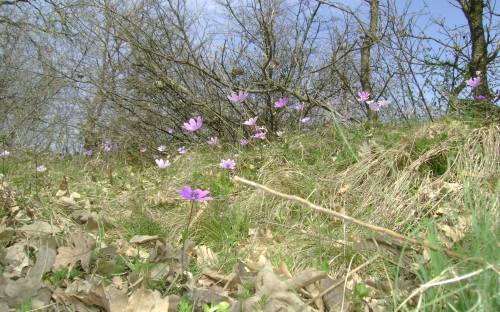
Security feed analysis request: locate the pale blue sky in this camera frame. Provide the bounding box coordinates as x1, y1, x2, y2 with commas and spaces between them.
192, 0, 469, 27
190, 0, 475, 45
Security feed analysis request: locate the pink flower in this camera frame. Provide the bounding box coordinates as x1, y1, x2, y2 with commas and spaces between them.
243, 117, 258, 126
252, 131, 266, 140
220, 159, 236, 170
208, 137, 219, 145
177, 185, 213, 202
466, 77, 481, 88
83, 149, 93, 156
358, 91, 370, 102
274, 97, 288, 108
158, 145, 167, 152
293, 102, 304, 111
240, 138, 249, 145
36, 165, 47, 172
178, 146, 188, 154
301, 117, 311, 124
475, 95, 487, 101
139, 147, 147, 153
182, 116, 203, 132
155, 159, 171, 169
367, 99, 390, 111
227, 91, 249, 103
167, 128, 174, 134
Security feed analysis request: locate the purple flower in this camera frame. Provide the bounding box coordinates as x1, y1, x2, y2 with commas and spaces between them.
252, 131, 266, 140
208, 137, 219, 145
301, 117, 311, 124
177, 185, 213, 202
466, 77, 481, 88
103, 141, 112, 152
475, 95, 487, 101
293, 102, 305, 111
139, 147, 147, 153
182, 116, 203, 132
155, 159, 171, 169
36, 165, 47, 172
227, 91, 249, 103
358, 91, 370, 102
240, 138, 249, 146
0, 150, 10, 157
243, 117, 258, 126
178, 146, 187, 154
167, 128, 174, 134
158, 145, 167, 152
83, 149, 93, 156
220, 159, 236, 170
274, 97, 288, 108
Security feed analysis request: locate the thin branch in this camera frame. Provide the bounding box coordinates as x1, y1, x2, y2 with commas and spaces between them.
233, 176, 463, 259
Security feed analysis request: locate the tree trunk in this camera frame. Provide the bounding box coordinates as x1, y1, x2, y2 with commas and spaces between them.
460, 0, 490, 97
360, 0, 379, 121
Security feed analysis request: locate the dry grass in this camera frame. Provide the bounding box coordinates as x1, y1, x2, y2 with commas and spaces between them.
3, 119, 498, 274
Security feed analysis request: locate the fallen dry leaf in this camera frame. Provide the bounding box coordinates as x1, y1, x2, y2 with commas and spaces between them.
54, 231, 95, 272
70, 192, 82, 200
3, 242, 30, 278
0, 225, 15, 242
129, 235, 160, 244
150, 263, 170, 282
17, 221, 60, 235
0, 238, 56, 309
319, 277, 351, 312
55, 189, 68, 197
126, 288, 179, 312
59, 196, 78, 208
29, 236, 57, 280
54, 279, 128, 312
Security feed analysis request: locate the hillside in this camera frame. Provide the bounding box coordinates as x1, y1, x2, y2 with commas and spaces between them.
1, 118, 498, 311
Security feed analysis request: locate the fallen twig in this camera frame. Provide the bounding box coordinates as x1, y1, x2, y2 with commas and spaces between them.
233, 176, 463, 259
395, 264, 496, 311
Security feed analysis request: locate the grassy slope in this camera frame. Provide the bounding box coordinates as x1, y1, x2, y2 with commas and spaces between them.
1, 118, 498, 310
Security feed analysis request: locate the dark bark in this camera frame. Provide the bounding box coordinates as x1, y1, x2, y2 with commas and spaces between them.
360, 0, 379, 121
459, 0, 490, 96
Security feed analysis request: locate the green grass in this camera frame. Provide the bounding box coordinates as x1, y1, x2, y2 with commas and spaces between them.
403, 183, 499, 311
2, 117, 498, 310
123, 215, 168, 239
46, 267, 82, 288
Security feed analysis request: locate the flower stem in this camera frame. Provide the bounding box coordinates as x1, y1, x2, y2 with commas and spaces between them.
34, 154, 39, 200
180, 201, 196, 273
1, 141, 5, 186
